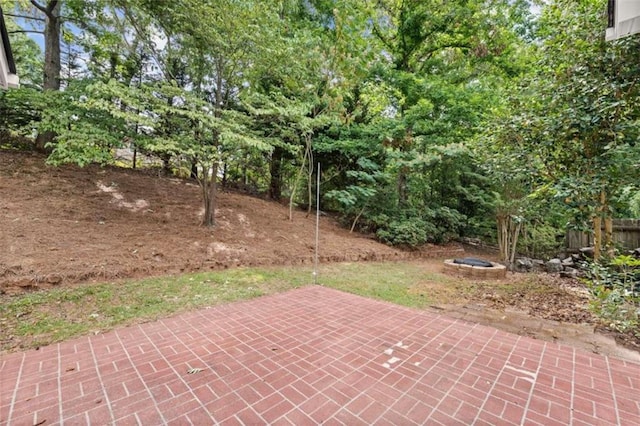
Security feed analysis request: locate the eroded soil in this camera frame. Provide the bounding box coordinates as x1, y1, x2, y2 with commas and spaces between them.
1, 150, 638, 361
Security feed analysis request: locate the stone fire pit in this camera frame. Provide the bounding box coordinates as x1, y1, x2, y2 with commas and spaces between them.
443, 257, 507, 279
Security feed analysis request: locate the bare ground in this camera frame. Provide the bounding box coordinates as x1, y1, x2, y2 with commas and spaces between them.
0, 151, 459, 293
1, 150, 638, 362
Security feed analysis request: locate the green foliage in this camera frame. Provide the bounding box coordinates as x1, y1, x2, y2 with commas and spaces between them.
480, 0, 640, 260
376, 217, 432, 247
2, 0, 540, 243
584, 255, 640, 334
324, 157, 387, 225
42, 79, 127, 166
519, 223, 564, 259
0, 87, 45, 136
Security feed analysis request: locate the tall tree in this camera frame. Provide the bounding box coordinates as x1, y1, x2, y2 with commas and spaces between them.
486, 0, 640, 260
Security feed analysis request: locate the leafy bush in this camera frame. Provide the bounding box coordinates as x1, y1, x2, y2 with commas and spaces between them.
583, 255, 640, 334
431, 206, 467, 244
519, 223, 564, 259
376, 217, 434, 247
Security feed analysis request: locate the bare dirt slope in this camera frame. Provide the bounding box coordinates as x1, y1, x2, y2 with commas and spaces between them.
2, 151, 639, 360
0, 151, 460, 293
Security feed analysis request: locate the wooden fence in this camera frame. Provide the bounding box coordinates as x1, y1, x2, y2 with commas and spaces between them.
566, 219, 640, 251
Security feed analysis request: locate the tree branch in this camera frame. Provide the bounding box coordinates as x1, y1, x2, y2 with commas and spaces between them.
4, 13, 45, 22
371, 21, 394, 52
46, 0, 59, 15
8, 29, 45, 35
29, 0, 48, 15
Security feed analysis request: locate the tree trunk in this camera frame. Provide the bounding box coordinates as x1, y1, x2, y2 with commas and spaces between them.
604, 216, 614, 256
497, 213, 521, 267
593, 189, 611, 261
593, 215, 602, 261
306, 135, 314, 216
35, 0, 62, 153
350, 207, 366, 233
397, 167, 408, 207
289, 144, 309, 221
202, 163, 218, 227
222, 162, 227, 189
190, 161, 198, 180
601, 190, 614, 257
269, 146, 284, 200
42, 2, 61, 90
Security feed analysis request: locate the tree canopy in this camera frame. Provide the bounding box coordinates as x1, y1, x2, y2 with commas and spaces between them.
2, 0, 639, 259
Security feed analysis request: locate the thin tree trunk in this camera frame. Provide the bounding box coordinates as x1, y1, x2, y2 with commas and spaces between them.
397, 168, 408, 207
306, 135, 314, 216
497, 216, 507, 262
497, 214, 521, 267
190, 161, 198, 180
350, 206, 366, 233
222, 162, 227, 189
289, 145, 309, 221
593, 215, 602, 261
201, 163, 218, 227
604, 216, 614, 256
602, 191, 614, 256
510, 221, 522, 265
269, 146, 284, 200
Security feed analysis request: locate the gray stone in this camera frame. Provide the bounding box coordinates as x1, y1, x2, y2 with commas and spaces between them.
531, 259, 546, 272
562, 257, 574, 267
514, 257, 533, 273
560, 267, 579, 279
545, 258, 563, 273
579, 247, 595, 259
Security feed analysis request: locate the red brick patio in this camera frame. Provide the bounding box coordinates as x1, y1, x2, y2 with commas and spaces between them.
1, 286, 639, 425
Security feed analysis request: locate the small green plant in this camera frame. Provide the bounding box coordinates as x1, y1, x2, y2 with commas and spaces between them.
583, 255, 640, 334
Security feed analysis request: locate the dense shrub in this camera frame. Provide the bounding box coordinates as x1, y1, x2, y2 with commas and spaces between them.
583, 255, 640, 335
376, 217, 433, 247
519, 223, 564, 259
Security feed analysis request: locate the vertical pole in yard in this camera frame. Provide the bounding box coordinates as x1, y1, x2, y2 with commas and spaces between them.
314, 162, 320, 285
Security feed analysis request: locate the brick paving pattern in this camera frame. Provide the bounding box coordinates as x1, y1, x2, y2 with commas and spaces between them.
1, 286, 639, 425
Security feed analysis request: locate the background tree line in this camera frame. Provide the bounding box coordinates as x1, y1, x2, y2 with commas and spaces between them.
2, 0, 640, 263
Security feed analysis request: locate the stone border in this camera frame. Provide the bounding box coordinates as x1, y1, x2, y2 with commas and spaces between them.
443, 259, 507, 279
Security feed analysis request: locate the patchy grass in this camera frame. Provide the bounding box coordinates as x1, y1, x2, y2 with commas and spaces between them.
318, 261, 460, 308
1, 261, 574, 353
1, 267, 312, 352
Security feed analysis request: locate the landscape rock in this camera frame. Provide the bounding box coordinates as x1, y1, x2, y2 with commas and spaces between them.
562, 257, 574, 267
560, 267, 579, 279
579, 247, 595, 259
545, 258, 563, 273
514, 257, 533, 273
531, 259, 546, 272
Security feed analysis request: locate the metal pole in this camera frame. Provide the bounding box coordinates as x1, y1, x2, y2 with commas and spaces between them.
313, 162, 320, 285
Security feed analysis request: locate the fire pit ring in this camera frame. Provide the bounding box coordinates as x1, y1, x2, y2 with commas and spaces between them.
443, 257, 506, 279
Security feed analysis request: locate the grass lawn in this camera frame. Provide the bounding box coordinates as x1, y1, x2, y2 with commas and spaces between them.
0, 261, 532, 353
